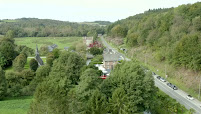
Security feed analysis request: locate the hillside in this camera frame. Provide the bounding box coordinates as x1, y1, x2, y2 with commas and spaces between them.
106, 2, 201, 97
0, 18, 105, 37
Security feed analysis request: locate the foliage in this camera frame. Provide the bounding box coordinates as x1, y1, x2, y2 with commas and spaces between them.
110, 24, 127, 38
0, 66, 7, 100
0, 18, 105, 37
29, 59, 38, 71
16, 45, 34, 56
0, 37, 16, 68
5, 30, 15, 39
100, 60, 157, 113
13, 53, 27, 72
107, 2, 201, 70
29, 52, 84, 113
39, 45, 49, 55
88, 47, 103, 55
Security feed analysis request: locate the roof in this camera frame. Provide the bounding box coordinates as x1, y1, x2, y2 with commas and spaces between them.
35, 44, 44, 66
103, 53, 119, 62
35, 54, 44, 66
48, 44, 58, 52
64, 47, 69, 50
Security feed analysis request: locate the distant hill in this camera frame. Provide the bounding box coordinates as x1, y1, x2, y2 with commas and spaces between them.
79, 21, 112, 26
0, 18, 105, 37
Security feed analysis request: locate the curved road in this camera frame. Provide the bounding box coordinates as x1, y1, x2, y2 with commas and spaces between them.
100, 36, 201, 114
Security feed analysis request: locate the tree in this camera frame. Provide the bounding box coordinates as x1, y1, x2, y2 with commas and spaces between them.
29, 52, 84, 113
13, 53, 27, 72
29, 59, 38, 71
0, 38, 16, 67
5, 71, 22, 97
111, 25, 127, 38
88, 47, 103, 55
28, 65, 51, 94
86, 90, 108, 114
100, 60, 157, 113
0, 52, 7, 68
5, 30, 15, 39
0, 66, 7, 100
46, 53, 55, 66
109, 87, 129, 114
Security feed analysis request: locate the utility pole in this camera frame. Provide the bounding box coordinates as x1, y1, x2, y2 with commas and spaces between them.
198, 75, 201, 99
165, 64, 167, 79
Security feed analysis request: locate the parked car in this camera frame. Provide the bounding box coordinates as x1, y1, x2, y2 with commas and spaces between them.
173, 85, 178, 90
157, 76, 161, 79
167, 83, 172, 87
186, 95, 194, 100
152, 72, 156, 76
159, 77, 166, 82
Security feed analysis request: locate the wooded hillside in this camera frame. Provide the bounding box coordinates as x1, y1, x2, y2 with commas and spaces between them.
0, 18, 105, 37
107, 2, 201, 71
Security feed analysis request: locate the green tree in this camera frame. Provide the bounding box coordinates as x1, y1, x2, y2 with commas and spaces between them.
109, 87, 129, 114
100, 60, 157, 113
29, 59, 38, 71
111, 24, 127, 38
5, 30, 15, 39
0, 66, 7, 100
86, 90, 108, 114
0, 38, 16, 67
13, 53, 27, 72
46, 53, 55, 66
5, 71, 22, 97
88, 47, 103, 55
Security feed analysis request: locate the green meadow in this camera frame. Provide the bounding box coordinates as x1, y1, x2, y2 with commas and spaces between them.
14, 37, 82, 50
0, 96, 33, 114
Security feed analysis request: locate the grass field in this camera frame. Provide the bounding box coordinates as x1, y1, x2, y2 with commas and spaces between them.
14, 37, 82, 50
0, 96, 33, 114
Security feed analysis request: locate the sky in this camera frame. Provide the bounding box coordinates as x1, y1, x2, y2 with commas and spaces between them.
0, 0, 200, 22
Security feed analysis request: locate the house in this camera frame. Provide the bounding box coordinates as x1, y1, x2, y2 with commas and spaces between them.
64, 47, 69, 51
35, 45, 44, 66
83, 37, 93, 47
48, 44, 58, 52
103, 52, 119, 70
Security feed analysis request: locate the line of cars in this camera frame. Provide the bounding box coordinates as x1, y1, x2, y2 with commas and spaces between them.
153, 72, 195, 101
154, 72, 178, 90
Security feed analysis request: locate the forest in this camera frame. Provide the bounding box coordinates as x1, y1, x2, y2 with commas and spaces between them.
107, 2, 201, 71
0, 18, 105, 37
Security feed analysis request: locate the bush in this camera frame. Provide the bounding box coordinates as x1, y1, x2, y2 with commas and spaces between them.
0, 67, 7, 100
29, 59, 38, 71
13, 53, 27, 72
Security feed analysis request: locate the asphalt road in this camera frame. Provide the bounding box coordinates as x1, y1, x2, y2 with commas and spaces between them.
100, 36, 201, 114
100, 37, 131, 61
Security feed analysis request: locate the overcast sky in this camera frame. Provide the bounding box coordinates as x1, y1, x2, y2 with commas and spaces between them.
0, 0, 200, 22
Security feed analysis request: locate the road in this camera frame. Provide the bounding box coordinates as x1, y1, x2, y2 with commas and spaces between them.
100, 37, 131, 61
28, 57, 46, 58
100, 36, 201, 114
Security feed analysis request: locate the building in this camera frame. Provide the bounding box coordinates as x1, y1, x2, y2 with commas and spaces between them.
35, 45, 44, 66
103, 52, 119, 70
64, 47, 69, 51
48, 44, 58, 52
83, 37, 93, 46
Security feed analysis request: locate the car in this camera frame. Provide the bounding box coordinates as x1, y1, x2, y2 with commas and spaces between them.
157, 76, 161, 79
172, 85, 178, 90
167, 83, 172, 87
159, 77, 166, 82
186, 95, 194, 100
152, 72, 156, 76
